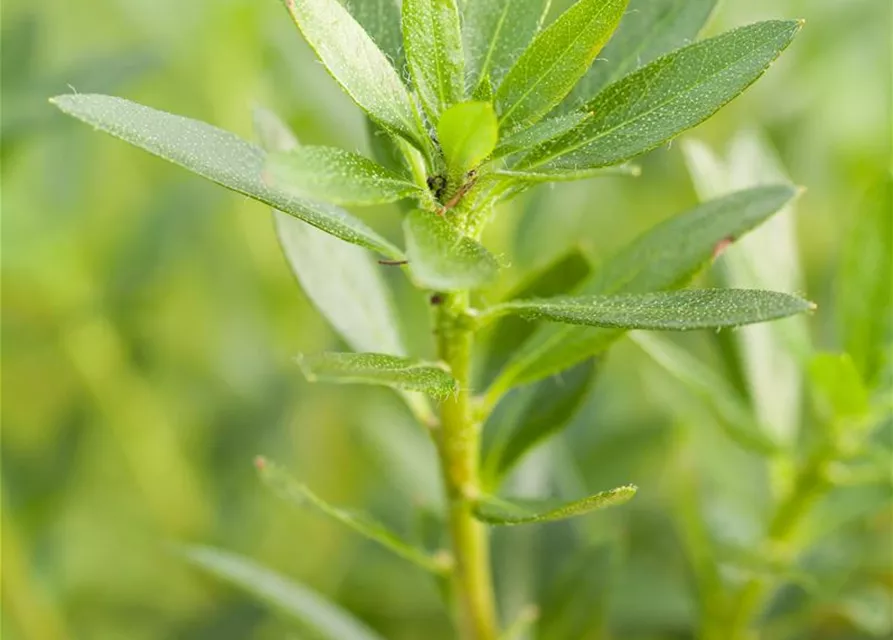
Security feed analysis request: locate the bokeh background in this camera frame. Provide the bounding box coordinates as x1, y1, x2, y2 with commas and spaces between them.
2, 0, 891, 638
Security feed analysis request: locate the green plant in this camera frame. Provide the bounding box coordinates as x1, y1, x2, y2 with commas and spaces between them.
50, 0, 822, 638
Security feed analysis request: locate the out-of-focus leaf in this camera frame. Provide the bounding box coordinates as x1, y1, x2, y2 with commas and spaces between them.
402, 0, 465, 123
495, 0, 628, 131
809, 353, 871, 427
564, 0, 718, 108
51, 95, 403, 258
489, 185, 799, 391
256, 458, 448, 574
485, 289, 813, 331
519, 21, 802, 172
463, 0, 551, 92
297, 352, 458, 400
493, 111, 590, 158
254, 107, 407, 356
437, 102, 498, 177
483, 359, 597, 487
494, 164, 640, 183
345, 0, 404, 67
266, 146, 422, 206
366, 117, 409, 176
404, 210, 499, 291
183, 546, 387, 640
473, 485, 636, 525
837, 175, 893, 386
281, 0, 427, 148
631, 332, 782, 455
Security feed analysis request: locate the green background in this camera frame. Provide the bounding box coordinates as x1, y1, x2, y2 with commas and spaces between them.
2, 0, 891, 638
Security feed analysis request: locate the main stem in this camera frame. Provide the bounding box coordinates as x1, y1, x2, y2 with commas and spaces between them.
436, 291, 500, 640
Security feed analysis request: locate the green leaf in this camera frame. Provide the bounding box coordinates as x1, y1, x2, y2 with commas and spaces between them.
463, 0, 551, 91
495, 0, 628, 131
266, 146, 422, 206
520, 20, 802, 172
473, 486, 637, 525
183, 546, 387, 640
402, 0, 465, 123
345, 0, 404, 67
630, 332, 782, 455
837, 175, 893, 386
437, 102, 498, 177
254, 108, 407, 357
564, 0, 718, 108
494, 164, 640, 184
282, 0, 426, 148
404, 210, 500, 291
489, 185, 800, 389
486, 289, 813, 331
256, 458, 449, 574
809, 353, 871, 427
493, 111, 590, 158
297, 352, 458, 400
51, 94, 403, 259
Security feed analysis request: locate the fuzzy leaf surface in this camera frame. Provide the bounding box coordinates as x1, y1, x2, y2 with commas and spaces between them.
565, 0, 718, 108
490, 185, 799, 389
488, 289, 813, 331
473, 485, 637, 525
463, 0, 551, 91
257, 458, 447, 573
403, 0, 465, 122
521, 20, 802, 171
254, 108, 406, 356
345, 0, 404, 67
495, 0, 628, 131
297, 352, 458, 400
404, 210, 499, 291
493, 111, 590, 158
437, 101, 498, 177
183, 546, 386, 640
282, 0, 425, 147
51, 94, 403, 258
494, 164, 639, 184
267, 146, 421, 206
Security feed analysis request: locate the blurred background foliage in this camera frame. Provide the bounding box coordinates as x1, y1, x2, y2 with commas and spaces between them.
1, 0, 891, 638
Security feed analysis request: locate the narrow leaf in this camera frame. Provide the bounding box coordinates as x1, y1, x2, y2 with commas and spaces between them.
494, 164, 639, 183
282, 0, 426, 147
437, 101, 498, 177
490, 185, 799, 389
183, 545, 386, 640
404, 209, 499, 291
495, 0, 628, 131
520, 20, 802, 171
493, 111, 590, 158
345, 0, 404, 68
403, 0, 465, 122
266, 146, 422, 206
297, 352, 458, 400
254, 108, 407, 356
473, 486, 637, 525
256, 458, 449, 574
487, 289, 813, 331
564, 0, 718, 108
51, 94, 403, 258
464, 0, 551, 91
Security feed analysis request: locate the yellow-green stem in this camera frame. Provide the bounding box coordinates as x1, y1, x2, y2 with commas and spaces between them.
436, 291, 499, 640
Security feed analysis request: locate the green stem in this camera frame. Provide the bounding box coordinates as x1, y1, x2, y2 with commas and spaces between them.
436, 291, 500, 640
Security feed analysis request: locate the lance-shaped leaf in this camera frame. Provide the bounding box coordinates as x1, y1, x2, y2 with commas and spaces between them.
484, 289, 814, 331
183, 546, 387, 640
437, 101, 498, 177
495, 0, 628, 131
346, 0, 404, 68
520, 20, 802, 172
266, 146, 423, 206
564, 0, 718, 108
51, 94, 403, 259
281, 0, 426, 148
404, 210, 499, 291
297, 352, 458, 400
494, 164, 640, 184
473, 485, 637, 525
256, 458, 449, 574
493, 111, 590, 158
403, 0, 465, 123
463, 0, 551, 91
488, 185, 800, 391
